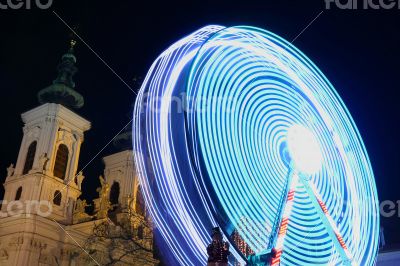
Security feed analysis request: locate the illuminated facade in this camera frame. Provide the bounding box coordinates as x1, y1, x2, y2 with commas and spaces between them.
0, 41, 156, 266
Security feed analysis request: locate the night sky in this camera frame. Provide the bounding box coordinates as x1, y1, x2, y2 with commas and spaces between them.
1, 0, 399, 246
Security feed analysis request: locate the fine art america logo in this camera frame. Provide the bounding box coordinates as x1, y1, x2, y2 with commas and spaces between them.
325, 0, 400, 9
0, 0, 53, 9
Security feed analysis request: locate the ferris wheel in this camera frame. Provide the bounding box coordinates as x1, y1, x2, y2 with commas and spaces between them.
133, 25, 379, 265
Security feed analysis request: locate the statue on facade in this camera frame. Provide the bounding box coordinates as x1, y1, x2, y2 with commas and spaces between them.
72, 198, 92, 223
97, 175, 110, 198
207, 227, 230, 266
76, 199, 89, 213
38, 153, 49, 173
94, 175, 112, 219
125, 194, 134, 214
98, 175, 106, 188
6, 164, 15, 177
76, 171, 85, 190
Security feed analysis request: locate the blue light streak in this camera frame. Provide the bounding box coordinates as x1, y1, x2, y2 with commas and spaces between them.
133, 25, 379, 265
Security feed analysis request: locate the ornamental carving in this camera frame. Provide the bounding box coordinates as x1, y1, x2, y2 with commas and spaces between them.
0, 249, 8, 260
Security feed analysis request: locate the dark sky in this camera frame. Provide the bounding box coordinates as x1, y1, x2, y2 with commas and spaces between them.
0, 0, 399, 245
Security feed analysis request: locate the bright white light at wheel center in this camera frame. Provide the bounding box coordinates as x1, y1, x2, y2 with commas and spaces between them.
287, 125, 323, 174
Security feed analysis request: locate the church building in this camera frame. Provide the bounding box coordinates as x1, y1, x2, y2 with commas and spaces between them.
0, 39, 157, 266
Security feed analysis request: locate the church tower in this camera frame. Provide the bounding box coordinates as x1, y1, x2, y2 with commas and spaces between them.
103, 129, 145, 218
0, 37, 157, 266
1, 39, 90, 225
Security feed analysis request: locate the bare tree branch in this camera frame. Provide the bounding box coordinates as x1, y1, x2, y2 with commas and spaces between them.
82, 212, 156, 265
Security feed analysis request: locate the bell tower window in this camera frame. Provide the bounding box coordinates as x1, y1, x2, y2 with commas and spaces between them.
15, 187, 22, 201
109, 181, 120, 205
137, 225, 144, 239
53, 190, 62, 206
23, 141, 37, 175
135, 186, 145, 216
54, 144, 69, 179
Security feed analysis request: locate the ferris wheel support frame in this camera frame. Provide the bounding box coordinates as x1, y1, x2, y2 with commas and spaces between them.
247, 167, 296, 266
297, 173, 352, 266
247, 170, 352, 266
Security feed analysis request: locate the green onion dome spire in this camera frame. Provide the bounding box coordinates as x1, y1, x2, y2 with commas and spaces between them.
38, 39, 84, 109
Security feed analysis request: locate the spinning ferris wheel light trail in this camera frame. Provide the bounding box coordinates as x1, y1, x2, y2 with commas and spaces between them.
133, 25, 380, 265
287, 125, 323, 174
249, 125, 351, 265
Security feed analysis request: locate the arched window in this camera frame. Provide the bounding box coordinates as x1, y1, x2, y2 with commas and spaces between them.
15, 187, 22, 201
54, 144, 69, 179
137, 225, 144, 239
23, 141, 37, 174
53, 190, 62, 206
109, 182, 120, 206
135, 186, 145, 216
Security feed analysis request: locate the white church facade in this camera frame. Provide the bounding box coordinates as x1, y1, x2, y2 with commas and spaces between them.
0, 40, 157, 266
